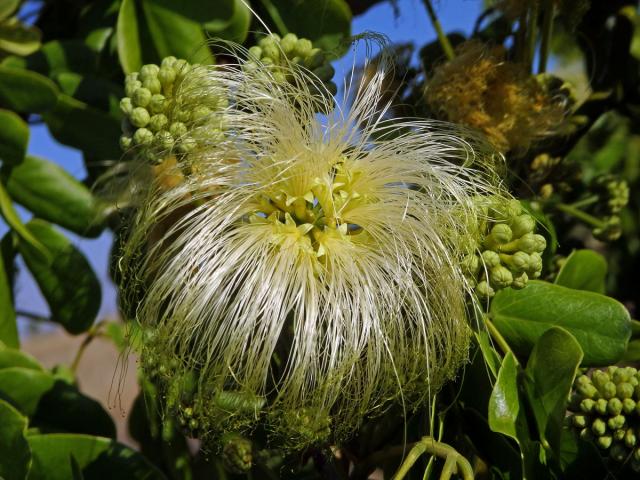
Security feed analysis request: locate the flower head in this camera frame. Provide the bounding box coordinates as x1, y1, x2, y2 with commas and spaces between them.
119, 41, 510, 447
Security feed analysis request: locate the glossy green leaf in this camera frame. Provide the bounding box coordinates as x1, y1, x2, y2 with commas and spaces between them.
0, 18, 41, 56
0, 180, 48, 257
0, 65, 58, 112
141, 0, 215, 65
0, 108, 28, 166
555, 249, 607, 294
2, 40, 98, 76
4, 155, 106, 237
43, 94, 121, 161
54, 73, 122, 116
0, 233, 17, 348
201, 0, 251, 43
490, 281, 631, 366
0, 398, 30, 480
524, 327, 583, 454
27, 434, 166, 480
270, 0, 352, 54
18, 220, 101, 334
116, 0, 142, 73
0, 345, 42, 370
488, 352, 521, 440
33, 381, 116, 438
0, 367, 55, 415
0, 0, 19, 21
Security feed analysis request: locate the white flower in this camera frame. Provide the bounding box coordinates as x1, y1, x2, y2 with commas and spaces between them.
119, 42, 507, 446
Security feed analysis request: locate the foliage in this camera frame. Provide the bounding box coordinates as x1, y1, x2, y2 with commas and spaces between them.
0, 0, 639, 479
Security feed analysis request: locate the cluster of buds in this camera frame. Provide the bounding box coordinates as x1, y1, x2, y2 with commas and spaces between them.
464, 199, 546, 298
247, 33, 337, 95
119, 57, 227, 164
569, 366, 640, 471
590, 175, 629, 241
222, 434, 253, 474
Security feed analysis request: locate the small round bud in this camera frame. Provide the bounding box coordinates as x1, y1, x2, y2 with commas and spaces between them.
572, 414, 587, 428
133, 127, 154, 145
149, 94, 166, 114
476, 280, 495, 298
623, 398, 636, 414
173, 59, 190, 76
142, 77, 162, 94
174, 108, 191, 123
155, 131, 174, 150
578, 383, 598, 399
158, 67, 176, 88
517, 233, 537, 254
294, 38, 313, 58
510, 214, 535, 238
576, 374, 592, 386
462, 254, 479, 275
490, 265, 513, 288
602, 381, 617, 399
592, 371, 610, 390
140, 64, 160, 80
261, 42, 280, 62
481, 250, 501, 268
191, 106, 211, 122
490, 224, 513, 244
511, 272, 528, 289
532, 234, 546, 253
161, 56, 177, 69
169, 122, 187, 138
614, 429, 627, 442
222, 435, 252, 474
596, 435, 612, 449
120, 97, 133, 116
626, 429, 637, 449
149, 114, 168, 132
613, 368, 631, 384
125, 72, 139, 84
130, 107, 151, 128
125, 80, 142, 98
527, 253, 542, 278
618, 382, 634, 400
580, 398, 595, 413
509, 252, 531, 272
177, 136, 197, 153
492, 199, 522, 221
608, 398, 623, 416
248, 46, 263, 60
281, 33, 298, 54
608, 414, 626, 431
132, 87, 152, 108
119, 135, 132, 150
594, 398, 608, 415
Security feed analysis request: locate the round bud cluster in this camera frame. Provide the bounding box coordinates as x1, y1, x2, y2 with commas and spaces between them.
247, 33, 337, 95
119, 57, 227, 164
222, 434, 253, 474
587, 175, 629, 242
464, 199, 547, 297
568, 366, 640, 471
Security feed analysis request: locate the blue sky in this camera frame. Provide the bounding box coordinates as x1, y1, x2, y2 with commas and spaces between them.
13, 0, 483, 329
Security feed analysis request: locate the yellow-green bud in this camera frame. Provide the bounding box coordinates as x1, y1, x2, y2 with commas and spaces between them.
130, 107, 151, 128
143, 77, 162, 94
481, 250, 501, 268
578, 383, 598, 399
608, 414, 626, 430
155, 131, 174, 150
125, 80, 142, 98
133, 127, 154, 145
119, 135, 132, 150
490, 265, 513, 288
597, 435, 612, 449
248, 46, 262, 60
169, 122, 187, 138
623, 398, 636, 414
177, 136, 196, 153
580, 398, 595, 413
161, 56, 177, 69
592, 370, 610, 390
508, 252, 531, 272
626, 429, 637, 448
132, 87, 152, 108
120, 97, 133, 116
614, 428, 627, 441
618, 382, 634, 399
490, 224, 513, 244
149, 94, 166, 114
140, 64, 160, 80
280, 33, 298, 54
149, 114, 169, 132
572, 414, 587, 428
476, 280, 495, 298
511, 272, 528, 289
462, 254, 480, 275
613, 368, 631, 384
594, 398, 608, 415
294, 38, 313, 58
510, 214, 536, 238
579, 427, 591, 440
191, 106, 211, 122
608, 398, 623, 416
602, 381, 617, 399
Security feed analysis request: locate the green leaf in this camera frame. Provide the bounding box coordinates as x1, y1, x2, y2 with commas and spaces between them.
270, 0, 352, 54
489, 352, 521, 440
0, 398, 30, 480
0, 108, 28, 166
0, 0, 19, 21
555, 249, 607, 294
0, 180, 49, 257
490, 280, 631, 366
140, 0, 215, 65
18, 220, 101, 334
0, 367, 55, 415
116, 0, 142, 74
0, 18, 41, 56
0, 233, 17, 348
33, 381, 116, 438
43, 94, 122, 161
0, 65, 58, 112
0, 345, 42, 370
523, 327, 583, 454
3, 155, 106, 237
2, 40, 99, 77
203, 0, 251, 43
26, 434, 167, 480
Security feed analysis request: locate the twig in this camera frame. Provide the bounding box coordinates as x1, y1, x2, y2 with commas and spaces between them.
484, 316, 514, 358
556, 202, 607, 229
259, 0, 289, 36
391, 437, 474, 480
421, 0, 455, 60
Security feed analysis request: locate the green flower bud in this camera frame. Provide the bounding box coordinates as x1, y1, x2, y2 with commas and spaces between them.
177, 136, 197, 153
119, 135, 132, 150
481, 250, 501, 268
133, 127, 154, 145
626, 429, 637, 449
173, 59, 191, 76
596, 435, 612, 449
261, 43, 281, 62
511, 272, 528, 289
169, 122, 187, 138
143, 77, 162, 94
528, 252, 542, 278
532, 234, 546, 253
125, 72, 139, 84
602, 381, 617, 399
155, 131, 174, 150
248, 46, 263, 60
222, 435, 253, 474
191, 106, 211, 122
149, 94, 166, 115
140, 64, 160, 80
510, 214, 535, 238
130, 107, 151, 128
623, 398, 636, 415
280, 33, 298, 54
576, 374, 592, 386
120, 97, 133, 116
490, 265, 513, 288
594, 398, 608, 415
161, 56, 177, 69
305, 49, 325, 69
476, 280, 495, 298
132, 87, 152, 108
175, 108, 191, 123
592, 370, 610, 390
580, 398, 595, 413
149, 114, 168, 132
572, 414, 587, 428
462, 254, 479, 275
613, 368, 631, 384
608, 398, 623, 416
491, 198, 522, 221
294, 38, 313, 58
614, 430, 626, 443
608, 414, 626, 431
578, 383, 598, 399
579, 427, 592, 440
618, 382, 634, 399
489, 223, 513, 244
125, 80, 142, 98
158, 67, 176, 89
506, 251, 531, 272
313, 64, 335, 82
